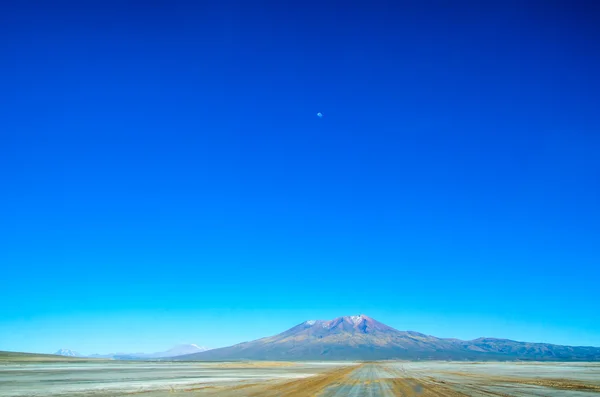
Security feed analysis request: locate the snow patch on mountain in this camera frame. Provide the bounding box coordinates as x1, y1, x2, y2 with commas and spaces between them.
54, 349, 82, 357
350, 315, 363, 324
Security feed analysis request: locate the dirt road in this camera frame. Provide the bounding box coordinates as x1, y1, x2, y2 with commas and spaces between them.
239, 363, 470, 397
316, 363, 470, 397
236, 362, 600, 397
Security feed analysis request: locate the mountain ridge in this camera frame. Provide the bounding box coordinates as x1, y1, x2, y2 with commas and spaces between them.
175, 314, 600, 362
86, 344, 209, 360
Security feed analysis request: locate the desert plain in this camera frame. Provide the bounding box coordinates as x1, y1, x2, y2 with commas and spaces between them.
1, 358, 600, 397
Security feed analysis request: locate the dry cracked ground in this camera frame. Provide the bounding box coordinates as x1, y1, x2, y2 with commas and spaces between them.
1, 361, 600, 396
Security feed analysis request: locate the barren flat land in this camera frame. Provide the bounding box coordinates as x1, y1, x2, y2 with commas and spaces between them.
1, 360, 599, 396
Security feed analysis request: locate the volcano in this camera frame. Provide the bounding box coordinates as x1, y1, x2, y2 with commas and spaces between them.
175, 314, 600, 361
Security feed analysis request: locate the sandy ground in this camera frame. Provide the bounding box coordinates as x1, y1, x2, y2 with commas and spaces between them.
1, 360, 599, 396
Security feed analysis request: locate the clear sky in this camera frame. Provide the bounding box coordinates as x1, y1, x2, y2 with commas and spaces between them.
1, 0, 599, 355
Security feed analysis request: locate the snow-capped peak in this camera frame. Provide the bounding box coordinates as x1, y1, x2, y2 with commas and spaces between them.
305, 320, 316, 325
54, 348, 82, 357
349, 315, 364, 324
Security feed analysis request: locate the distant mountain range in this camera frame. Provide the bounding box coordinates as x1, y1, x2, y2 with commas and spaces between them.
146, 344, 209, 358
175, 315, 600, 362
57, 344, 208, 360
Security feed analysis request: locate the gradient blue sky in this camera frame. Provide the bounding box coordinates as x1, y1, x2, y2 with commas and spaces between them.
1, 0, 599, 355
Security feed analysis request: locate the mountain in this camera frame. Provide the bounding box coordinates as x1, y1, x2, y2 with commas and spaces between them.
88, 344, 209, 360
54, 349, 83, 357
143, 344, 208, 358
87, 353, 117, 359
175, 314, 600, 362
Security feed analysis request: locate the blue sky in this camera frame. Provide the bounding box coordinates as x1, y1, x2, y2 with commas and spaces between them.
1, 0, 599, 354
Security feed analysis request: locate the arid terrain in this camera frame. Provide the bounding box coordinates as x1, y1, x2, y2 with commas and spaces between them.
2, 359, 599, 396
